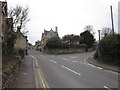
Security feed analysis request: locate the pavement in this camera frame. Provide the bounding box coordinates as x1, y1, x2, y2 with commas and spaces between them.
13, 55, 36, 88
86, 56, 119, 73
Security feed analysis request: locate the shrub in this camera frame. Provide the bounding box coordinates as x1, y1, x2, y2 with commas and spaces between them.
98, 34, 120, 65
2, 31, 17, 55
45, 37, 62, 49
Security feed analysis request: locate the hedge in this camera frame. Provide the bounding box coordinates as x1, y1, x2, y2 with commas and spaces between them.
98, 34, 120, 65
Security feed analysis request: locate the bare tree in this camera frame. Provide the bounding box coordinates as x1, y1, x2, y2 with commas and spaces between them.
84, 25, 95, 35
84, 25, 93, 31
8, 5, 30, 33
101, 27, 112, 37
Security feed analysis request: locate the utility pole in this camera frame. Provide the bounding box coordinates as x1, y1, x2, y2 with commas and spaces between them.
110, 6, 115, 34
98, 30, 100, 43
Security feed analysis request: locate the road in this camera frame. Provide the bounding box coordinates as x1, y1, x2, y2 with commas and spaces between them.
29, 50, 118, 89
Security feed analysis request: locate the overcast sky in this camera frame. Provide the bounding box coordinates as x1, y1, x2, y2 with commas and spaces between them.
3, 0, 120, 45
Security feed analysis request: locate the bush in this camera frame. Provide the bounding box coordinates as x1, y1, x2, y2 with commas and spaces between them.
2, 31, 17, 55
45, 37, 62, 49
98, 34, 120, 65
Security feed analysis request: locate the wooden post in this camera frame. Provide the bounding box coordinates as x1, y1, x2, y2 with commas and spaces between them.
98, 30, 100, 43
110, 6, 115, 34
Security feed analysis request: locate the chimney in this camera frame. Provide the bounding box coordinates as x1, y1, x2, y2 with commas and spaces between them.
55, 26, 58, 32
17, 26, 21, 33
50, 28, 52, 31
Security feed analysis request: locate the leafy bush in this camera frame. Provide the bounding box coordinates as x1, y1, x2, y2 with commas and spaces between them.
2, 31, 17, 55
45, 37, 62, 49
98, 34, 120, 65
80, 30, 95, 48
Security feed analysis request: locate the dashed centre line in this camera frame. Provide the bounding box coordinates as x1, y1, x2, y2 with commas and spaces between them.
70, 57, 77, 59
50, 60, 57, 64
61, 65, 81, 76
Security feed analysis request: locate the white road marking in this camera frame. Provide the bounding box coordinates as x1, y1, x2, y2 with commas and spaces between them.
70, 57, 77, 59
104, 86, 112, 90
61, 65, 81, 76
72, 61, 78, 63
89, 64, 96, 67
50, 60, 57, 64
97, 67, 103, 69
84, 59, 104, 69
85, 59, 118, 74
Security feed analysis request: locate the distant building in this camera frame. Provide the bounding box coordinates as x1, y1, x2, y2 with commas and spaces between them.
35, 27, 59, 51
118, 1, 120, 34
34, 40, 41, 50
28, 43, 34, 49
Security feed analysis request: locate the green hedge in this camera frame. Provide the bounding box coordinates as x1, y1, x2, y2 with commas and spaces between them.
45, 37, 62, 49
2, 31, 17, 56
98, 34, 120, 65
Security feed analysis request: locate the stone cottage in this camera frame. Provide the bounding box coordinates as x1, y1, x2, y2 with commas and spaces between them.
35, 27, 59, 51
14, 26, 28, 55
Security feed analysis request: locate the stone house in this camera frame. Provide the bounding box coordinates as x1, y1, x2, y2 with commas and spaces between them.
0, 1, 28, 55
14, 27, 28, 55
35, 27, 59, 51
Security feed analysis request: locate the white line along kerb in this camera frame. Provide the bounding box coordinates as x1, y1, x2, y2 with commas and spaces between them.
31, 55, 49, 88
104, 86, 112, 90
61, 65, 81, 76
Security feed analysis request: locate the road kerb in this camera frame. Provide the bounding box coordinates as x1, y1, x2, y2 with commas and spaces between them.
85, 57, 119, 74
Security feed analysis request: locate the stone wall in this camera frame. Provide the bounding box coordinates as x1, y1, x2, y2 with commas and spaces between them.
2, 59, 21, 88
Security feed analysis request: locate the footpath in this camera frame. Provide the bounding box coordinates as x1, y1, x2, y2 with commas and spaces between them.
86, 56, 119, 73
13, 55, 36, 88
